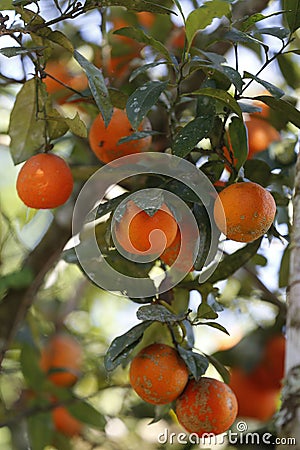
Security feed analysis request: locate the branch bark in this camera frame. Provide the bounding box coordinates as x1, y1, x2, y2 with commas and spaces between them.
276, 152, 300, 448
0, 219, 71, 368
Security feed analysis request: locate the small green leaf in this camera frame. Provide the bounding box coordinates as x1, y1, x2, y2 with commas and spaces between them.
193, 203, 219, 271
173, 116, 214, 158
126, 80, 168, 129
129, 61, 169, 82
118, 130, 161, 145
186, 0, 231, 48
74, 50, 113, 127
244, 160, 272, 187
197, 302, 218, 319
283, 0, 300, 32
227, 116, 248, 170
67, 401, 106, 429
114, 27, 172, 61
86, 0, 174, 14
0, 268, 33, 290
257, 27, 290, 39
45, 30, 74, 52
243, 72, 284, 98
0, 46, 45, 57
189, 88, 242, 118
64, 112, 88, 138
104, 321, 152, 371
207, 238, 263, 285
205, 353, 230, 384
277, 54, 300, 89
279, 245, 290, 288
46, 107, 69, 140
177, 346, 209, 381
224, 28, 268, 50
20, 344, 46, 388
200, 321, 230, 335
136, 304, 186, 323
254, 95, 300, 128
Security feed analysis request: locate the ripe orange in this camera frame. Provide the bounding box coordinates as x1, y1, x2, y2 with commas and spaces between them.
213, 181, 276, 242
44, 60, 88, 104
175, 377, 238, 436
114, 200, 178, 255
160, 225, 196, 272
251, 334, 285, 390
136, 11, 156, 29
40, 334, 82, 387
16, 153, 73, 209
246, 116, 281, 158
53, 406, 83, 437
129, 343, 189, 405
229, 368, 279, 421
89, 108, 152, 163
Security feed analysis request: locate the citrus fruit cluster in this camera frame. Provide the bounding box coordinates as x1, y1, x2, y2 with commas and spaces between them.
129, 343, 238, 437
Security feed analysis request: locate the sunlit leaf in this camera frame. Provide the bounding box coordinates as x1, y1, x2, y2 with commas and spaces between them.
189, 88, 242, 118
283, 0, 300, 32
136, 304, 186, 322
173, 116, 214, 158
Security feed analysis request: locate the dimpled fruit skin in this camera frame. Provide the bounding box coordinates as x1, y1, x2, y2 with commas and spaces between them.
129, 343, 189, 405
175, 377, 238, 437
16, 153, 73, 209
213, 181, 276, 243
88, 108, 152, 163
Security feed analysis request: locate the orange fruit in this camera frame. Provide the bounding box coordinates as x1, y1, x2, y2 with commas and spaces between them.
136, 11, 156, 29
16, 153, 73, 209
44, 60, 88, 104
246, 116, 280, 158
229, 368, 279, 421
40, 334, 82, 387
175, 377, 238, 436
160, 225, 196, 272
89, 108, 152, 163
114, 200, 178, 255
129, 343, 189, 405
251, 334, 285, 390
213, 181, 276, 242
53, 406, 83, 437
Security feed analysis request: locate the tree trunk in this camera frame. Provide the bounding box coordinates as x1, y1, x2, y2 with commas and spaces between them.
276, 152, 300, 448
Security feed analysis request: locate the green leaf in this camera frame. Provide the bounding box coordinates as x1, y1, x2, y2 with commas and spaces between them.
186, 0, 231, 48
8, 79, 46, 164
136, 304, 186, 322
74, 50, 113, 127
243, 72, 284, 98
67, 401, 106, 429
104, 321, 152, 371
193, 203, 219, 271
86, 0, 174, 14
27, 412, 53, 450
244, 160, 272, 187
126, 80, 168, 129
20, 344, 46, 388
64, 112, 88, 138
46, 107, 69, 140
177, 346, 209, 381
224, 28, 268, 50
277, 53, 300, 89
118, 130, 161, 145
257, 27, 289, 39
189, 88, 242, 118
283, 0, 300, 32
45, 30, 74, 52
254, 95, 300, 128
241, 10, 286, 32
207, 238, 263, 285
173, 116, 214, 158
197, 302, 218, 319
129, 61, 169, 82
200, 321, 230, 335
205, 353, 230, 384
0, 46, 45, 57
114, 27, 172, 61
227, 116, 248, 170
0, 268, 33, 291
2, 0, 14, 8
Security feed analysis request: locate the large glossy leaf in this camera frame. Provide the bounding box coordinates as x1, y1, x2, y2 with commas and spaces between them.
126, 80, 168, 129
283, 0, 300, 32
104, 321, 152, 371
173, 116, 214, 157
186, 0, 231, 48
74, 50, 113, 127
189, 88, 242, 118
